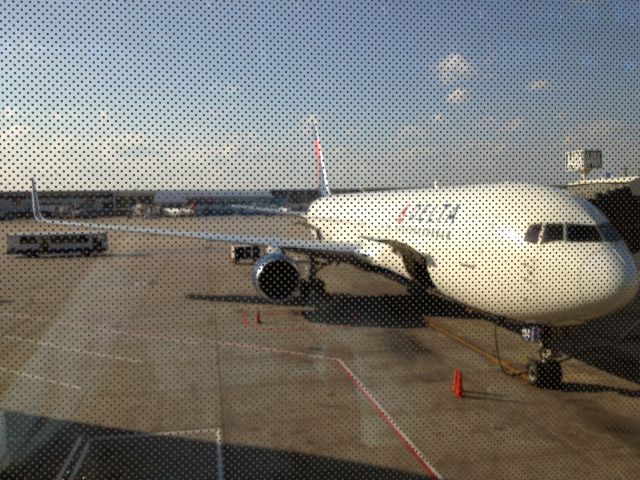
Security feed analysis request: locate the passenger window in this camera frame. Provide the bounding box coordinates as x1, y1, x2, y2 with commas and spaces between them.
524, 224, 542, 243
541, 223, 564, 243
567, 224, 601, 242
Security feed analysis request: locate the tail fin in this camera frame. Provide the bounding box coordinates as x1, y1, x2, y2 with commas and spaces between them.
312, 125, 331, 198
31, 177, 44, 222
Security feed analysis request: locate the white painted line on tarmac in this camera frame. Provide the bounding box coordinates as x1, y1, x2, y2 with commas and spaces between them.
216, 428, 224, 480
0, 366, 82, 390
2, 334, 143, 364
62, 427, 224, 480
334, 358, 442, 480
217, 341, 442, 479
56, 320, 202, 346
156, 427, 221, 436
68, 440, 91, 480
50, 319, 440, 477
55, 435, 85, 480
0, 312, 50, 323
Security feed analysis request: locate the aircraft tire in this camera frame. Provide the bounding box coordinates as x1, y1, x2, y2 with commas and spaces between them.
527, 360, 562, 389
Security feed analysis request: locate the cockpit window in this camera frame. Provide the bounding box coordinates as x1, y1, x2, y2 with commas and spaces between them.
566, 224, 601, 242
540, 223, 564, 243
524, 224, 542, 243
598, 223, 623, 242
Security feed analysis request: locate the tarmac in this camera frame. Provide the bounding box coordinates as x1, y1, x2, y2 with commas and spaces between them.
1, 216, 640, 479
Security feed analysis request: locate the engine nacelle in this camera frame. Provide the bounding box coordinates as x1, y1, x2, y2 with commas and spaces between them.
252, 252, 301, 300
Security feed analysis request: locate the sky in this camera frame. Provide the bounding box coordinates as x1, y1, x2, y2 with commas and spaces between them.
1, 0, 639, 191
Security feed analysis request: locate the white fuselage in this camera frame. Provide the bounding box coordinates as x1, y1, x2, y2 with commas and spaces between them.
306, 183, 639, 326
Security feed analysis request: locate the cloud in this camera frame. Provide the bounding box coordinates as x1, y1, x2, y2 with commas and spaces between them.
527, 79, 550, 91
3, 106, 17, 118
477, 116, 497, 130
446, 88, 471, 103
51, 110, 81, 120
209, 82, 238, 94
436, 53, 473, 84
0, 124, 30, 139
398, 124, 426, 137
398, 147, 432, 158
333, 146, 346, 157
431, 112, 444, 125
499, 117, 526, 133
98, 132, 155, 163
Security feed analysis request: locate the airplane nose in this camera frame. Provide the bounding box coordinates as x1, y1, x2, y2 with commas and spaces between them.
582, 249, 639, 315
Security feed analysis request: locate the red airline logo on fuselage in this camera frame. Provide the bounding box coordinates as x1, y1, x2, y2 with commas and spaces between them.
396, 205, 409, 224
397, 203, 460, 224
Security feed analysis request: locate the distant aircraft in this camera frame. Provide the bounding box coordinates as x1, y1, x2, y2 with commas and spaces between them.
162, 206, 195, 217
30, 125, 639, 387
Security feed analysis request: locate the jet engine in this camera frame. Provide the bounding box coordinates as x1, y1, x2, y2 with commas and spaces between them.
252, 252, 301, 300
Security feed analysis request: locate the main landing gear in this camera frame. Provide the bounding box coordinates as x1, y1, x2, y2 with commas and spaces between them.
522, 325, 563, 389
299, 258, 327, 300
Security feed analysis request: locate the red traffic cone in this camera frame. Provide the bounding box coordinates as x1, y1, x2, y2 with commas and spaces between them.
451, 368, 464, 398
255, 311, 262, 325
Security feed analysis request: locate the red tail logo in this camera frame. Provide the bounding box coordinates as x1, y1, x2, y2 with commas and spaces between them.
396, 205, 409, 224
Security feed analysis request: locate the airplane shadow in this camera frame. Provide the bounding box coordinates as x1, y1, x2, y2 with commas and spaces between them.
548, 308, 640, 386
555, 382, 640, 397
187, 291, 474, 329
188, 290, 640, 390
489, 305, 640, 389
460, 390, 521, 403
0, 409, 425, 480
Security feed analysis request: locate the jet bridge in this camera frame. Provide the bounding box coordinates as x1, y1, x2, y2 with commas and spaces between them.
566, 177, 640, 253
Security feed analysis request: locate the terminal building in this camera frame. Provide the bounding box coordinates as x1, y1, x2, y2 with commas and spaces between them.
0, 190, 154, 219
1, 150, 639, 253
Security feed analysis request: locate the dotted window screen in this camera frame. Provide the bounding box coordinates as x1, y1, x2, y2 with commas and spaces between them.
1, 1, 640, 479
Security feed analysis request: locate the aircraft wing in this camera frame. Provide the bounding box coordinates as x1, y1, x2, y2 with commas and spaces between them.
30, 178, 359, 256
227, 204, 306, 217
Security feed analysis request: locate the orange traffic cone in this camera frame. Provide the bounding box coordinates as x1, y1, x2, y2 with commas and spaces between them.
451, 368, 464, 398
255, 311, 262, 325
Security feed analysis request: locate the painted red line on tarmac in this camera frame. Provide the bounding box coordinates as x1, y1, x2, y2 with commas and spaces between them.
240, 311, 344, 335
334, 359, 442, 480
241, 312, 308, 334
217, 340, 442, 479
54, 319, 442, 478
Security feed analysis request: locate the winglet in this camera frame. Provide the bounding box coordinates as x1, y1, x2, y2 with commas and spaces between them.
31, 177, 44, 222
312, 124, 331, 198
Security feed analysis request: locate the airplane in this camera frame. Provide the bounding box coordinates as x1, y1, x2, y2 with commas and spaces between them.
162, 205, 196, 217
30, 124, 640, 388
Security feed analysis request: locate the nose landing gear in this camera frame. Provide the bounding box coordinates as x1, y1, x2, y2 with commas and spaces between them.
522, 326, 564, 388
526, 356, 562, 389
